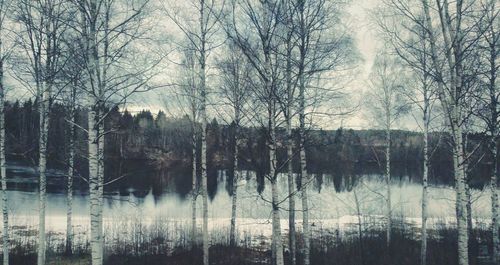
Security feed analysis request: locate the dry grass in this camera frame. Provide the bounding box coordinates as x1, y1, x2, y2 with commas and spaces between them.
47, 256, 90, 265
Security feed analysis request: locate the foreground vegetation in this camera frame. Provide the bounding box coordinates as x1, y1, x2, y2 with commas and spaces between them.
4, 221, 495, 265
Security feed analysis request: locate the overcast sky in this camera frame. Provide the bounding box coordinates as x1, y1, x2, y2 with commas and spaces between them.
128, 0, 396, 131
8, 0, 423, 131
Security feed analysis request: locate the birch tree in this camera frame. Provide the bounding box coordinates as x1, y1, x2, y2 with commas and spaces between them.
375, 2, 439, 263
76, 1, 154, 264
419, 0, 482, 263
62, 42, 83, 256
281, 3, 297, 261
0, 1, 11, 263
367, 51, 408, 247
473, 0, 499, 261
15, 1, 69, 263
183, 48, 200, 250
163, 1, 223, 263
217, 43, 251, 247
225, 1, 286, 264
168, 44, 200, 248
291, 0, 355, 262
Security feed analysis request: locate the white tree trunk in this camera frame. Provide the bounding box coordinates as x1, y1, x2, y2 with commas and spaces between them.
270, 115, 284, 265
97, 119, 105, 263
87, 1, 104, 262
300, 127, 310, 265
297, 50, 310, 265
229, 170, 238, 246
230, 113, 240, 246
454, 123, 469, 265
0, 52, 8, 265
191, 124, 197, 248
66, 97, 75, 255
385, 122, 391, 246
285, 39, 296, 265
37, 84, 50, 265
89, 106, 103, 265
201, 119, 208, 265
199, 41, 209, 265
491, 135, 500, 263
421, 97, 429, 265
287, 118, 296, 265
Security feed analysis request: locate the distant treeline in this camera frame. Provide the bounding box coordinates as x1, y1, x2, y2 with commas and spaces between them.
4, 100, 493, 193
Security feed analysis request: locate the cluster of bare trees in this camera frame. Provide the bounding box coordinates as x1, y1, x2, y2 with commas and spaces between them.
373, 0, 499, 264
0, 0, 155, 265
0, 0, 495, 264
164, 1, 354, 265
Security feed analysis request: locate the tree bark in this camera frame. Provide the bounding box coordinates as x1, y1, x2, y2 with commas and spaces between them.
421, 1, 469, 263
97, 117, 105, 263
286, 41, 296, 265
230, 109, 240, 247
491, 132, 500, 263
299, 69, 310, 265
37, 83, 50, 265
0, 44, 8, 265
191, 122, 197, 249
454, 125, 469, 265
88, 106, 103, 265
65, 87, 76, 256
385, 112, 392, 247
87, 1, 103, 263
421, 94, 429, 265
197, 1, 209, 263
270, 110, 284, 265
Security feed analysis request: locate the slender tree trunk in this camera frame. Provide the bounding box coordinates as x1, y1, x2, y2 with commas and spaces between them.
230, 111, 240, 247
465, 179, 473, 255
491, 133, 500, 263
199, 37, 209, 265
270, 109, 284, 265
65, 89, 76, 256
454, 122, 469, 265
0, 49, 8, 265
299, 73, 310, 265
198, 1, 209, 263
421, 0, 468, 263
191, 122, 197, 249
463, 134, 473, 247
37, 83, 50, 265
97, 118, 105, 264
201, 120, 208, 265
87, 1, 103, 262
286, 43, 296, 265
89, 105, 102, 265
421, 96, 429, 265
385, 115, 391, 247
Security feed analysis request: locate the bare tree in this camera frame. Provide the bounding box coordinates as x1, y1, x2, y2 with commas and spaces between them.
225, 1, 287, 264
167, 43, 200, 248
290, 0, 355, 263
163, 1, 224, 263
374, 2, 440, 263
366, 51, 409, 247
472, 0, 499, 261
216, 42, 252, 247
15, 1, 70, 263
76, 1, 155, 264
0, 1, 12, 263
419, 0, 484, 263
